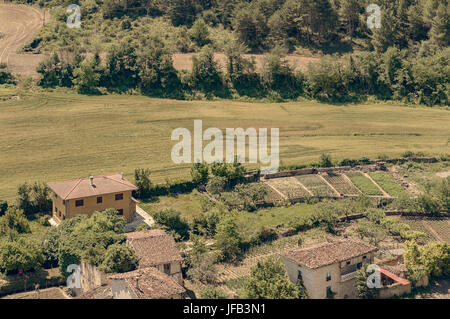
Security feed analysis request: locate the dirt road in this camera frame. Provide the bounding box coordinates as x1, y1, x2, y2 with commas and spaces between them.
0, 3, 47, 77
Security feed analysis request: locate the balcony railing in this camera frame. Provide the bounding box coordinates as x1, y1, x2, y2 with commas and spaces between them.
341, 271, 358, 282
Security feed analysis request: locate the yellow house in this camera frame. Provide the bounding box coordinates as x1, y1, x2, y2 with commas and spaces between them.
47, 173, 138, 224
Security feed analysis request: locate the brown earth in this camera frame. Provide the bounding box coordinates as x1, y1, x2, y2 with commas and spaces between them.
0, 3, 48, 77
172, 52, 320, 72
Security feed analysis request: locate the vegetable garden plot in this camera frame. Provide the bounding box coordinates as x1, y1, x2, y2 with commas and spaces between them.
368, 171, 409, 197
262, 184, 284, 202
295, 174, 336, 196
266, 177, 310, 199
322, 172, 360, 196
427, 220, 450, 243
346, 172, 383, 196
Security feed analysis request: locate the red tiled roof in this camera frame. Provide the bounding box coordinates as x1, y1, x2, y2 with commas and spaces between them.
380, 268, 410, 286
126, 229, 183, 267
75, 284, 113, 299
47, 174, 137, 200
281, 238, 377, 269
109, 267, 185, 299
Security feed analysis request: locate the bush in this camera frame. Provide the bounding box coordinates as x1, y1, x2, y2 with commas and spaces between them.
318, 153, 333, 167
206, 176, 227, 195
152, 209, 190, 240
0, 200, 8, 216
191, 162, 209, 186
16, 181, 52, 215
199, 285, 228, 299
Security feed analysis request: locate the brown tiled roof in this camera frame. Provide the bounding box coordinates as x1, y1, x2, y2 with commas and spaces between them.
126, 229, 183, 267
109, 267, 185, 299
47, 174, 137, 200
281, 238, 377, 269
75, 284, 113, 299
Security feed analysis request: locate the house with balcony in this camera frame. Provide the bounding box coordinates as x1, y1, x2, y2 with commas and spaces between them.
47, 173, 138, 224
281, 237, 377, 299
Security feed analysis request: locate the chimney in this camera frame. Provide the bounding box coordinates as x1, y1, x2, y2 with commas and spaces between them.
89, 176, 94, 186
120, 172, 124, 180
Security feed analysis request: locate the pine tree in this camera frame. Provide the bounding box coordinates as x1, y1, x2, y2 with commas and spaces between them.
429, 4, 450, 46
339, 0, 361, 43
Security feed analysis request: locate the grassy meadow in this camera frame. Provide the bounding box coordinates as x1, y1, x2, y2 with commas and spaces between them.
1, 87, 449, 201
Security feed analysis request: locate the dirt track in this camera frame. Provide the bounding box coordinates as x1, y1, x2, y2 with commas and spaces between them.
0, 3, 47, 77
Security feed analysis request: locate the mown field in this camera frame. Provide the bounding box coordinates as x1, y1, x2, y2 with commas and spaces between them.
1, 87, 449, 201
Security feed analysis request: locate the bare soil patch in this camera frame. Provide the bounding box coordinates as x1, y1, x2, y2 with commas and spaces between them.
172, 52, 320, 72
0, 4, 48, 77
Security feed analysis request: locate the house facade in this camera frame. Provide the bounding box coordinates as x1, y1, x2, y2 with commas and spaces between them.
47, 173, 138, 224
281, 238, 377, 299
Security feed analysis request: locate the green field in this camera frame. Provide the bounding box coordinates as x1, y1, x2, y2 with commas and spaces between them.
1, 87, 449, 201
346, 172, 384, 196
368, 171, 409, 197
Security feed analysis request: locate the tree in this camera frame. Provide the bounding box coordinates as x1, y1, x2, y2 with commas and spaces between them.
215, 217, 242, 262
189, 18, 211, 47
356, 263, 379, 299
310, 200, 339, 233
429, 4, 450, 47
99, 243, 138, 273
105, 42, 138, 92
191, 162, 209, 186
318, 153, 333, 167
73, 57, 101, 94
245, 256, 298, 299
137, 37, 181, 97
0, 207, 31, 236
189, 45, 223, 95
339, 0, 361, 43
0, 238, 44, 274
206, 175, 227, 195
134, 168, 152, 199
354, 220, 387, 246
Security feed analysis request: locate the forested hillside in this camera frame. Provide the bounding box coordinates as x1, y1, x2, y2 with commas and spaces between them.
6, 0, 450, 105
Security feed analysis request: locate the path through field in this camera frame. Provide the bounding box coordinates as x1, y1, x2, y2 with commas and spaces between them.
0, 3, 47, 77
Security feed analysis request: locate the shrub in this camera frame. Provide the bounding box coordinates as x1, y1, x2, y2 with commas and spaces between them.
152, 209, 190, 240
318, 153, 333, 167
206, 176, 227, 195
199, 285, 228, 299
0, 200, 8, 216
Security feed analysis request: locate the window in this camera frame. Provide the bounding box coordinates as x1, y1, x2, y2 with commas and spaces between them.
357, 262, 362, 269
326, 272, 331, 281
115, 193, 123, 201
117, 209, 124, 215
297, 271, 302, 281
362, 255, 367, 260
97, 196, 102, 204
346, 260, 351, 265
163, 263, 170, 274
75, 199, 84, 207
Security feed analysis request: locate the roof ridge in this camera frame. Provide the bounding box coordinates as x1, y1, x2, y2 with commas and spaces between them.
63, 179, 83, 200
103, 175, 136, 188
